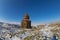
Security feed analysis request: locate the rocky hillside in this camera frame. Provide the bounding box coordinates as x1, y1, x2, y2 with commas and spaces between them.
0, 21, 60, 40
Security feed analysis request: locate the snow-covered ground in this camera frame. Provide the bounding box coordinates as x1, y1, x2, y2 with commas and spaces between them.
0, 22, 60, 40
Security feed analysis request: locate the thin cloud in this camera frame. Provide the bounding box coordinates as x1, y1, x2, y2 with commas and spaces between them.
0, 19, 20, 25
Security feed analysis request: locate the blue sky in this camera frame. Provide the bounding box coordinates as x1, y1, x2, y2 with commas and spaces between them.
0, 0, 60, 25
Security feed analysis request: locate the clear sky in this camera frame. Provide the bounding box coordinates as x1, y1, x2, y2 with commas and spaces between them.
0, 0, 60, 25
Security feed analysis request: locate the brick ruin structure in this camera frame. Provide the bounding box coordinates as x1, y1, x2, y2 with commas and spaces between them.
21, 13, 32, 29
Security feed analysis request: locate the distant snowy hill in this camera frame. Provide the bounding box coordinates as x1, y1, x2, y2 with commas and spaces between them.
0, 22, 20, 28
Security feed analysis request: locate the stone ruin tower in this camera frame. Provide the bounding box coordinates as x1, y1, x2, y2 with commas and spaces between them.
21, 13, 32, 29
